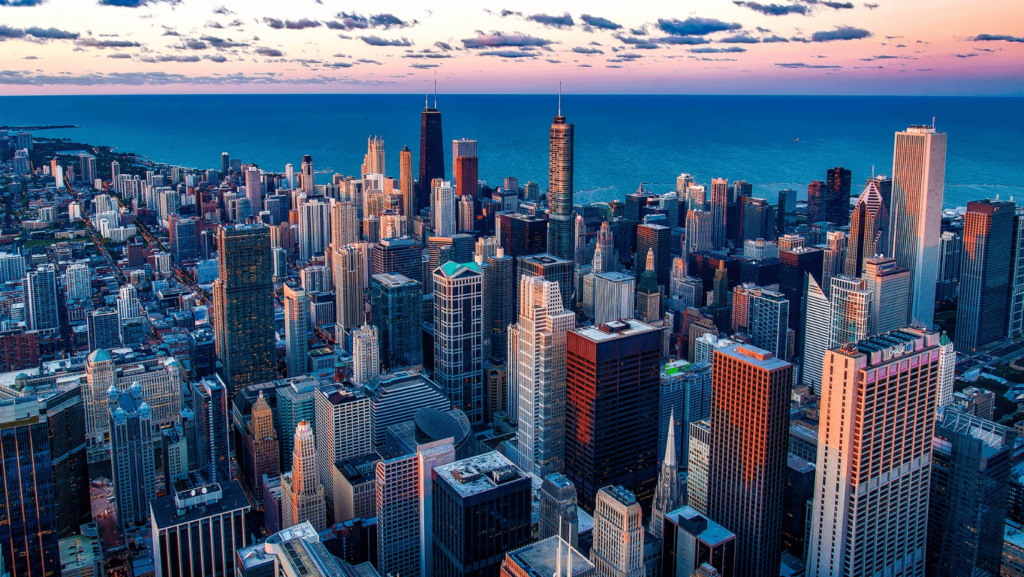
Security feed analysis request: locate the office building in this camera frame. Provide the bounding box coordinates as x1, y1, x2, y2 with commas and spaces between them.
151, 481, 251, 577
743, 238, 778, 260
432, 180, 456, 237
808, 328, 940, 577
169, 216, 198, 261
588, 271, 633, 324
888, 125, 946, 328
637, 223, 672, 289
283, 283, 308, 378
661, 507, 736, 577
927, 410, 1015, 577
334, 244, 365, 336
782, 455, 815, 559
213, 225, 276, 395
370, 273, 424, 370
779, 246, 823, 331
299, 198, 332, 261
330, 199, 360, 248
709, 178, 727, 249
433, 261, 485, 423
807, 180, 825, 225
687, 420, 710, 515
351, 325, 381, 385
281, 420, 327, 531
0, 252, 26, 283
539, 473, 580, 548
749, 289, 789, 361
685, 209, 713, 257
590, 485, 645, 577
659, 360, 711, 467
0, 397, 60, 577
375, 450, 422, 577
517, 253, 573, 311
315, 385, 371, 522
801, 275, 830, 392
821, 230, 847, 298
844, 180, 889, 277
42, 386, 91, 538
364, 370, 450, 450
242, 392, 280, 503
87, 308, 120, 351
432, 452, 532, 577
485, 249, 515, 361
498, 213, 548, 258
418, 97, 445, 216
825, 167, 852, 226
193, 377, 230, 484
565, 320, 661, 514
862, 256, 910, 336
513, 275, 575, 477
828, 274, 871, 347
277, 378, 318, 469
300, 155, 314, 195
501, 536, 595, 577
956, 198, 1015, 352
26, 264, 59, 331
1009, 209, 1024, 338
547, 106, 575, 263
109, 384, 157, 531
708, 345, 791, 577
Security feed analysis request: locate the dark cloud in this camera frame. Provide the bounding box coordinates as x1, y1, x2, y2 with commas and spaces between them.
255, 47, 284, 56
580, 14, 621, 30
762, 35, 790, 42
820, 1, 855, 8
212, 5, 233, 15
972, 34, 1024, 42
657, 36, 711, 45
107, 53, 132, 58
955, 53, 977, 58
97, 0, 180, 6
629, 27, 648, 35
434, 41, 452, 51
141, 54, 200, 62
324, 61, 353, 68
24, 27, 79, 39
403, 51, 452, 59
205, 21, 224, 29
264, 18, 321, 30
0, 0, 47, 6
775, 61, 841, 68
161, 26, 179, 36
613, 34, 660, 49
572, 46, 604, 54
21, 55, 37, 58
77, 38, 142, 48
357, 58, 381, 64
200, 35, 248, 48
546, 59, 561, 63
206, 54, 227, 62
790, 36, 812, 42
462, 31, 553, 49
526, 13, 574, 28
688, 46, 747, 53
658, 17, 742, 36
410, 63, 438, 68
174, 39, 208, 50
478, 49, 537, 58
810, 26, 872, 41
720, 34, 760, 43
733, 2, 808, 16
577, 63, 592, 67
606, 64, 623, 68
864, 2, 879, 7
498, 9, 522, 17
334, 12, 416, 31
361, 35, 413, 46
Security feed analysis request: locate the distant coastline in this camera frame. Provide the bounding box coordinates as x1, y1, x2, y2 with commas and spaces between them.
1, 125, 78, 131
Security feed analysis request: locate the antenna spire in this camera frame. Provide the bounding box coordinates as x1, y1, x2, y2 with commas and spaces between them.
872, 165, 875, 179
558, 81, 562, 116
425, 84, 428, 109
932, 116, 936, 129
434, 77, 437, 109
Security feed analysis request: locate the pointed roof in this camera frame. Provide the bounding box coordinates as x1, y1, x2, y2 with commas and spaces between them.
646, 248, 655, 272
664, 409, 677, 468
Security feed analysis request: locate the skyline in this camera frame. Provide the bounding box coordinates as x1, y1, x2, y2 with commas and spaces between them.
0, 0, 1019, 95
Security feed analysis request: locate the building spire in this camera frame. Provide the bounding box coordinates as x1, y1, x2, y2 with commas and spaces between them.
664, 408, 677, 467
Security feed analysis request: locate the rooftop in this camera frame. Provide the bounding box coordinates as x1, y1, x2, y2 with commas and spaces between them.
573, 318, 657, 343
434, 451, 527, 498
787, 454, 816, 474
519, 253, 570, 266
151, 480, 250, 529
666, 506, 735, 547
505, 536, 594, 576
716, 344, 790, 371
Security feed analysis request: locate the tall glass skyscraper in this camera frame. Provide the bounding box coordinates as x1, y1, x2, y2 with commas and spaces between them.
418, 98, 445, 216
547, 108, 575, 264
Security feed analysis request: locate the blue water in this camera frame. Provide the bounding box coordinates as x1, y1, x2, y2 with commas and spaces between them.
3, 94, 1022, 208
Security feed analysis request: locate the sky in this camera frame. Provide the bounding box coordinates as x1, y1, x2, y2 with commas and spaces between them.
0, 0, 1021, 95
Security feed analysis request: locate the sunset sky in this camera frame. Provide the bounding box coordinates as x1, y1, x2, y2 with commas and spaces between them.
0, 0, 1020, 95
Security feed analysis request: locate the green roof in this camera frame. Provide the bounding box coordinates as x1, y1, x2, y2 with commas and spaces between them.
438, 261, 482, 277
88, 349, 111, 363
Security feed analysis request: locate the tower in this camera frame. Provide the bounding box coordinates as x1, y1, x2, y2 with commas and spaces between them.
636, 249, 662, 323
281, 420, 327, 531
547, 96, 575, 263
514, 275, 575, 477
955, 198, 1015, 352
243, 391, 280, 503
432, 180, 456, 237
808, 328, 940, 577
418, 94, 445, 217
400, 145, 414, 216
283, 283, 308, 378
862, 256, 910, 336
888, 125, 946, 328
844, 180, 889, 277
685, 209, 713, 256
26, 264, 58, 331
821, 230, 847, 298
651, 411, 685, 540
433, 261, 485, 424
539, 473, 580, 548
351, 324, 381, 385
825, 167, 852, 227
590, 485, 645, 577
300, 154, 314, 196
109, 384, 157, 532
370, 273, 424, 370
362, 135, 385, 176
212, 225, 276, 395
708, 345, 791, 577
709, 178, 728, 249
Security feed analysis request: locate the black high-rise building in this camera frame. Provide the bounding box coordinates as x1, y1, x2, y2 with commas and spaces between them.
636, 223, 672, 289
806, 180, 825, 224
547, 111, 575, 263
44, 386, 90, 539
825, 167, 852, 227
565, 320, 661, 516
498, 213, 547, 258
779, 247, 824, 331
418, 100, 445, 216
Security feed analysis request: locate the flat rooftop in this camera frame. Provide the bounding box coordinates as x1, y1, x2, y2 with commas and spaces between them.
506, 536, 594, 576
716, 343, 790, 371
573, 318, 657, 343
434, 451, 526, 498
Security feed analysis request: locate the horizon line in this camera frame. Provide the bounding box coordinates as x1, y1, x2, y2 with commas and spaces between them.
1, 92, 1022, 98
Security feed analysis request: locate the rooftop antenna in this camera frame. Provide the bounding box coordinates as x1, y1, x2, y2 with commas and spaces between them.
434, 76, 437, 109
425, 84, 428, 109
932, 116, 936, 129
872, 165, 875, 179
558, 81, 562, 116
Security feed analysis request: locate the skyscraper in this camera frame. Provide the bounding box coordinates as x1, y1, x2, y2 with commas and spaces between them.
590, 485, 645, 577
362, 136, 385, 176
485, 249, 515, 362
242, 392, 280, 504
651, 411, 685, 540
685, 209, 713, 256
888, 125, 946, 328
636, 250, 662, 324
808, 328, 940, 577
213, 225, 276, 395
151, 481, 251, 577
825, 167, 852, 227
539, 473, 580, 547
401, 145, 415, 216
376, 451, 421, 577
501, 536, 595, 577
281, 420, 327, 531
418, 97, 445, 216
351, 324, 381, 385
592, 272, 635, 325
547, 103, 575, 263
565, 320, 661, 514
432, 452, 532, 577
686, 420, 711, 515
330, 199, 359, 248
498, 213, 548, 258
709, 178, 728, 249
708, 344, 791, 577
26, 264, 58, 331
1009, 209, 1024, 339
283, 283, 308, 378
0, 397, 60, 577
517, 253, 573, 312
298, 198, 332, 261
844, 180, 889, 277
371, 273, 424, 370
513, 275, 575, 477
749, 289, 789, 361
636, 223, 672, 289
333, 244, 365, 339
801, 274, 830, 392
193, 377, 229, 484
109, 384, 157, 532
455, 155, 479, 202
64, 262, 91, 301
433, 261, 484, 423
862, 256, 910, 336
806, 180, 825, 224
956, 198, 1015, 352
821, 230, 847, 298
828, 275, 871, 347
432, 180, 456, 237
927, 410, 1015, 577
300, 155, 314, 196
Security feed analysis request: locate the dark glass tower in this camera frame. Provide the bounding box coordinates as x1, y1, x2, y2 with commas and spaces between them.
825, 167, 852, 227
547, 109, 575, 263
418, 99, 445, 216
44, 386, 90, 538
370, 273, 424, 371
806, 180, 825, 224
